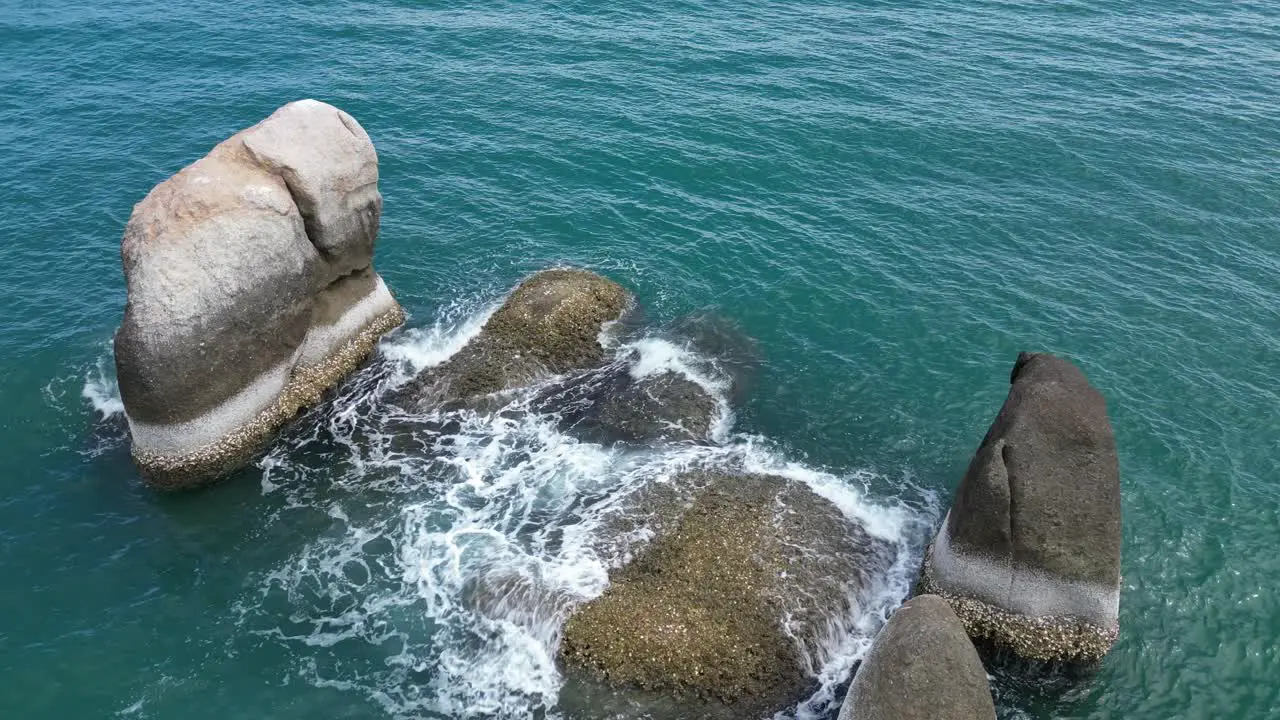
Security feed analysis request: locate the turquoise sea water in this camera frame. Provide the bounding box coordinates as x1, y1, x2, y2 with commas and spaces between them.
2, 0, 1279, 717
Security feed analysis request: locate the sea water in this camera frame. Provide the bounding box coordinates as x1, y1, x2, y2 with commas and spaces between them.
1, 0, 1278, 718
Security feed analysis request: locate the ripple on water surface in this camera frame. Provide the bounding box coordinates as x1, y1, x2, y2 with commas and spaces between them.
3, 0, 1280, 718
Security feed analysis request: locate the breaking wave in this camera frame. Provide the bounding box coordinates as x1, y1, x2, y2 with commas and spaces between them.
83, 355, 125, 420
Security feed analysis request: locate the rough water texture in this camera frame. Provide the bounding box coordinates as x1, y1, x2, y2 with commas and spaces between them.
2, 0, 1279, 718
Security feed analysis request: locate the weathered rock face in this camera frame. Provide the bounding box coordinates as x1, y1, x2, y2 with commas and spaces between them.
114, 100, 404, 489
919, 352, 1121, 661
560, 472, 892, 718
838, 594, 996, 720
397, 268, 631, 409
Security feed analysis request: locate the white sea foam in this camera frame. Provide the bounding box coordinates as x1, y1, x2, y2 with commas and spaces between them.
623, 336, 736, 443
380, 299, 498, 379
627, 336, 720, 386
82, 357, 125, 419
230, 299, 938, 720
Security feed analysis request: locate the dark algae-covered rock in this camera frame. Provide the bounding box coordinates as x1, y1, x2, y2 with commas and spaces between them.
535, 359, 719, 444
398, 268, 631, 408
920, 352, 1121, 662
838, 594, 996, 720
595, 371, 716, 442
560, 472, 891, 717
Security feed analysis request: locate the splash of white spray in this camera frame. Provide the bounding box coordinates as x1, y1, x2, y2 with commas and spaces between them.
82, 357, 124, 419
381, 300, 499, 380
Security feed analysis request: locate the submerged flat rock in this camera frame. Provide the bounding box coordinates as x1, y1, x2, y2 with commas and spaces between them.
534, 358, 719, 444
593, 371, 716, 442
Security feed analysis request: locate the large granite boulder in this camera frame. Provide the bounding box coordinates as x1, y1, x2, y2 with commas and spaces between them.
560, 472, 892, 718
838, 594, 996, 720
397, 268, 631, 410
114, 100, 404, 489
919, 352, 1121, 661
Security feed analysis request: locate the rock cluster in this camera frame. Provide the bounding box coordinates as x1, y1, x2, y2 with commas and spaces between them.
919, 352, 1121, 662
114, 100, 403, 489
393, 268, 725, 446
110, 103, 1126, 715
